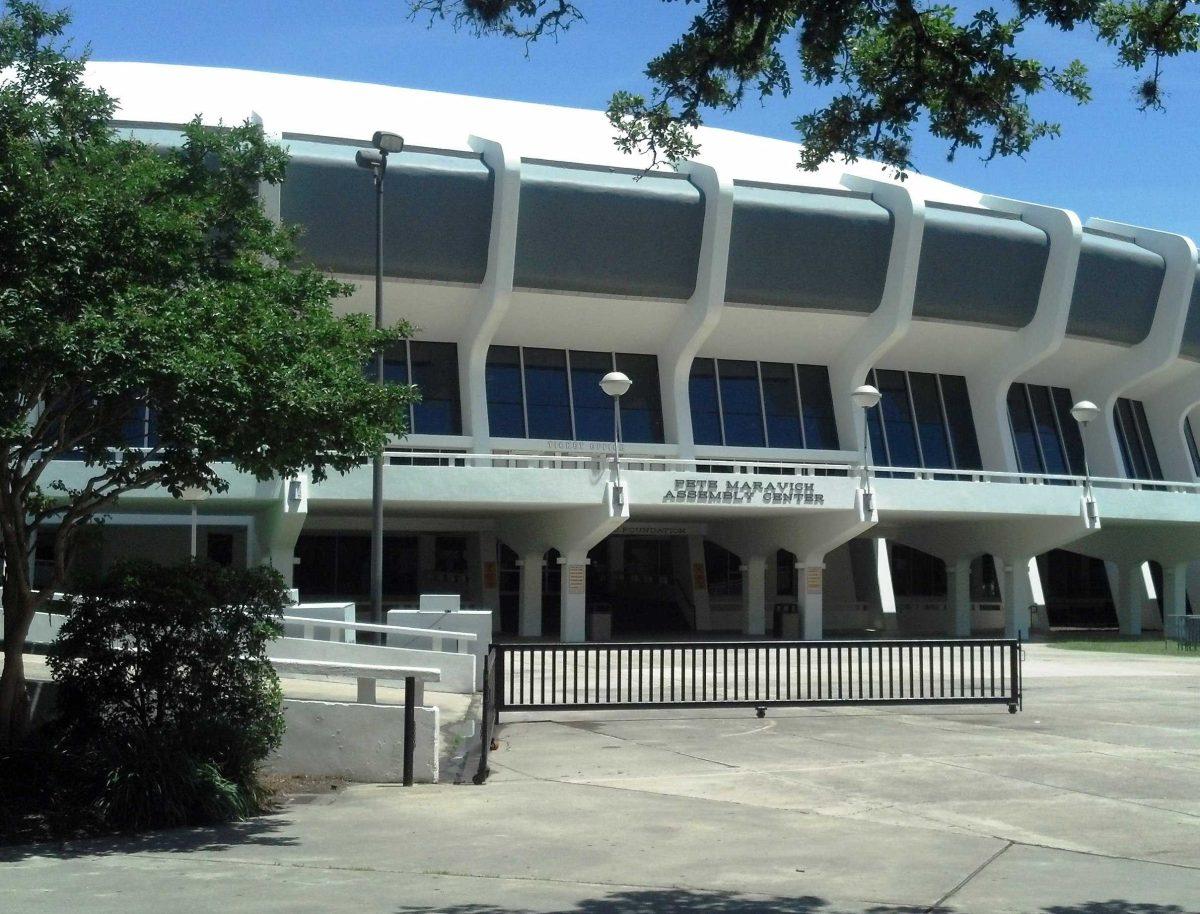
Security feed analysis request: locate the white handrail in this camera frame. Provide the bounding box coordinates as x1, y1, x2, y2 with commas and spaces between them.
283, 615, 477, 642
374, 449, 1200, 493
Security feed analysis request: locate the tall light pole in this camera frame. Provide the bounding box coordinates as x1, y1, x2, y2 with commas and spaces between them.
357, 131, 404, 623
851, 384, 882, 513
1071, 399, 1100, 526
600, 371, 632, 506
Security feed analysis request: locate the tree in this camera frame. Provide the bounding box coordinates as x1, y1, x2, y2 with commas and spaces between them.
0, 2, 415, 745
412, 0, 1200, 173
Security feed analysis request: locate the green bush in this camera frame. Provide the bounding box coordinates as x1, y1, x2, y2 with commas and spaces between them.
45, 560, 287, 832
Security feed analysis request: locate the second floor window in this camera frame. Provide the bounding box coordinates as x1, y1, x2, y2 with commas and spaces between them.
1007, 383, 1084, 476
485, 347, 664, 444
688, 359, 839, 450
867, 370, 982, 470
1113, 397, 1163, 480
382, 340, 462, 436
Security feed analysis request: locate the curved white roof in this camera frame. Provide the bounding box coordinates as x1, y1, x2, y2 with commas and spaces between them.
84, 61, 984, 206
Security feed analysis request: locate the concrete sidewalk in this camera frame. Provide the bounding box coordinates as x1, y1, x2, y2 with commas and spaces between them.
3, 644, 1198, 913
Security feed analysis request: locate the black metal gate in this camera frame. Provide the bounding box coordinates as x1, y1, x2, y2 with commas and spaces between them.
475, 637, 1022, 784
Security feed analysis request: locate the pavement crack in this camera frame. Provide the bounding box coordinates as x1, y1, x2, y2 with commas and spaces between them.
927, 841, 1013, 911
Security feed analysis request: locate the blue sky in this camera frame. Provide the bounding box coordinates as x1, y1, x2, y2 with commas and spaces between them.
67, 0, 1200, 238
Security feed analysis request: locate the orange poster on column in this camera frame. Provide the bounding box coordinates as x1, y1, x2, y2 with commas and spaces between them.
692, 562, 707, 590
483, 561, 498, 590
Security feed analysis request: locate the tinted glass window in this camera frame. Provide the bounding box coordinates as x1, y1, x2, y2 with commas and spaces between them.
940, 375, 981, 470
1131, 399, 1163, 479
615, 352, 664, 443
717, 360, 765, 446
865, 399, 888, 465
689, 359, 723, 445
876, 369, 920, 468
760, 362, 802, 449
382, 342, 408, 385
1028, 384, 1067, 474
409, 341, 461, 435
1051, 387, 1086, 475
569, 350, 613, 441
1007, 384, 1043, 473
1187, 418, 1200, 477
485, 345, 525, 438
523, 347, 572, 439
796, 364, 840, 449
909, 372, 952, 469
1115, 398, 1148, 478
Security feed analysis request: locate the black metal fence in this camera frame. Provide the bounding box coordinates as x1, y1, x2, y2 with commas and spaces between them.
474, 637, 1022, 783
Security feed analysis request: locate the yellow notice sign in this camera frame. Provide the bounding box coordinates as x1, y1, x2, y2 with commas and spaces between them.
568, 564, 586, 595
806, 567, 823, 594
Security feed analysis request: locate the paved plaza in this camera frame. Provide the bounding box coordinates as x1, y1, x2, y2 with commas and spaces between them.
3, 643, 1199, 913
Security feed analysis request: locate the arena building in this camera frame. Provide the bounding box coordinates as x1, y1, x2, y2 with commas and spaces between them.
47, 61, 1200, 642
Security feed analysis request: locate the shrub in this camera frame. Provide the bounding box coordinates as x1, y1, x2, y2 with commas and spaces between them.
45, 560, 288, 832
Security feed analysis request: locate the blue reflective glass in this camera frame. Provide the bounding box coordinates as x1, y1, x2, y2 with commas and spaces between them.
718, 359, 765, 447
796, 364, 839, 449
570, 350, 612, 442
523, 348, 572, 439
1029, 385, 1067, 474
1007, 384, 1043, 473
866, 401, 888, 467
689, 359, 722, 445
760, 362, 802, 448
940, 375, 981, 470
409, 341, 461, 435
615, 352, 664, 444
485, 345, 525, 438
382, 343, 408, 385
910, 372, 952, 469
876, 369, 919, 468
1051, 387, 1085, 475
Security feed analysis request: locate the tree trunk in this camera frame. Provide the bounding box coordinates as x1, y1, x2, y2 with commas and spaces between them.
0, 574, 33, 749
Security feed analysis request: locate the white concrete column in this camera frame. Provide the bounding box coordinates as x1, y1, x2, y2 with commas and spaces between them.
687, 535, 712, 631
477, 531, 500, 622
517, 553, 544, 638
1002, 558, 1034, 639
1075, 220, 1197, 479
460, 136, 522, 450
1162, 562, 1189, 623
255, 475, 307, 590
800, 561, 826, 640
946, 556, 972, 637
558, 550, 589, 643
831, 177, 924, 453
1116, 562, 1144, 636
970, 198, 1082, 471
657, 162, 734, 455
875, 538, 898, 632
741, 555, 767, 636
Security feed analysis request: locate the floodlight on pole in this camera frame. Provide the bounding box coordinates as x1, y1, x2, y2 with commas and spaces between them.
180, 486, 209, 560
1071, 400, 1100, 526
851, 384, 882, 514
357, 130, 404, 622
600, 371, 632, 506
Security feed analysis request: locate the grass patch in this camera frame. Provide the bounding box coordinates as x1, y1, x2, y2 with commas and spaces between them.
1045, 633, 1198, 657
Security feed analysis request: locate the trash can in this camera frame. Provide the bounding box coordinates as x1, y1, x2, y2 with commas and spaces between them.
588, 608, 612, 641
779, 605, 801, 640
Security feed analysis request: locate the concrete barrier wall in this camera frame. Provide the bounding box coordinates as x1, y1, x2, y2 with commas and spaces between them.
267, 636, 476, 694
282, 602, 356, 643
269, 699, 439, 783
387, 609, 492, 690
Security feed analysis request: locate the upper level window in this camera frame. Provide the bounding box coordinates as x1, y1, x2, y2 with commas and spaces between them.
1006, 383, 1084, 476
1113, 397, 1163, 480
866, 370, 982, 470
688, 359, 840, 450
1186, 417, 1200, 478
382, 340, 462, 436
485, 347, 664, 444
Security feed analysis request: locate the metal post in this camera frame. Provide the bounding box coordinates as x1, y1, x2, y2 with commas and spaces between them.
612, 395, 622, 488
371, 154, 387, 624
403, 674, 416, 786
190, 504, 198, 560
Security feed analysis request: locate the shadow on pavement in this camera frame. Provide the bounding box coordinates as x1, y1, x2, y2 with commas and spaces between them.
0, 811, 298, 862
394, 891, 1191, 914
